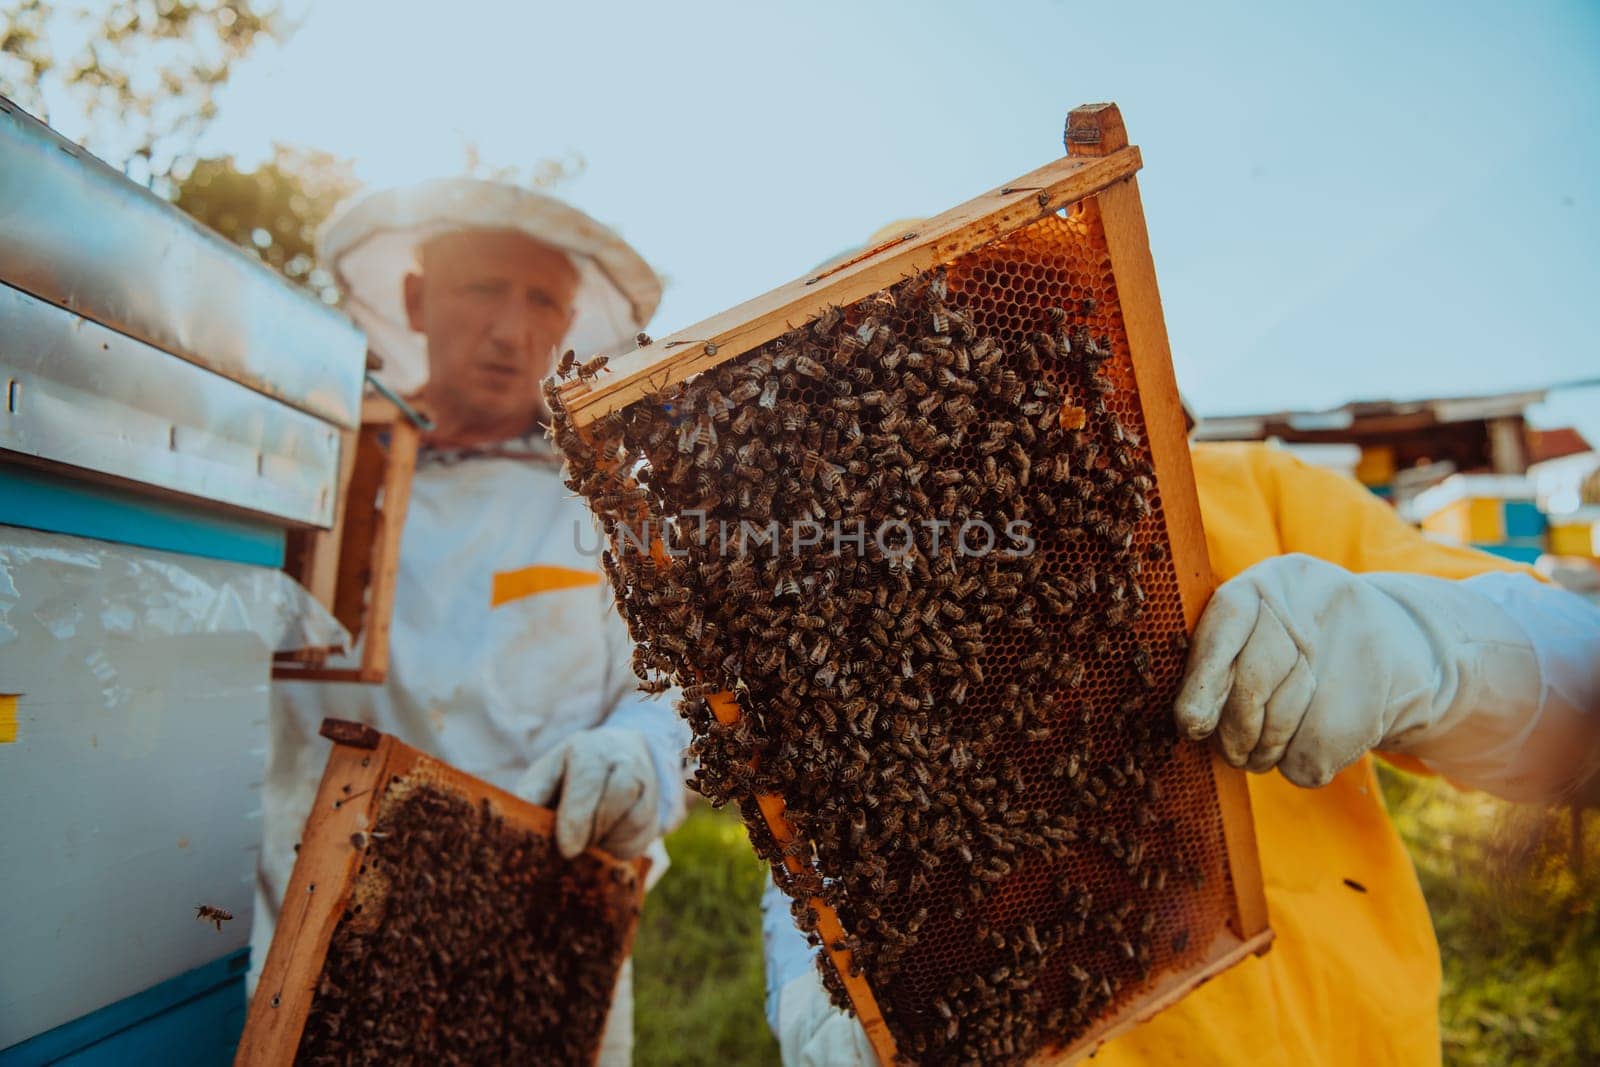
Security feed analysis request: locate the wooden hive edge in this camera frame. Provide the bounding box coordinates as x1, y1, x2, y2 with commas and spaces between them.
556, 146, 1143, 428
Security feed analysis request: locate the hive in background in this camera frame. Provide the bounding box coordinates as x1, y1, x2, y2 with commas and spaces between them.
552, 104, 1270, 1065
236, 719, 646, 1066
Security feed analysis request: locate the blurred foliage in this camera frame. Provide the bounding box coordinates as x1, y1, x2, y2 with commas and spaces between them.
634, 804, 780, 1067
460, 136, 586, 191
171, 144, 358, 303
1379, 764, 1600, 1065
0, 0, 282, 182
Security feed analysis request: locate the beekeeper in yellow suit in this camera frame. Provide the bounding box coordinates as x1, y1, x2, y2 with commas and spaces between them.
761, 241, 1600, 1061
255, 180, 689, 1066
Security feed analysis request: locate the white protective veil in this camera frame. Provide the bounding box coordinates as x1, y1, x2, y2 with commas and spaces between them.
318, 178, 662, 395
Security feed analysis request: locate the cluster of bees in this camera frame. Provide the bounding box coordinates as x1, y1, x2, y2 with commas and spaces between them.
552, 258, 1208, 1065
297, 783, 636, 1065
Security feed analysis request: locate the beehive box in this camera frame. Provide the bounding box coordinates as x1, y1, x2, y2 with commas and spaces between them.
550, 103, 1269, 1065
1413, 474, 1545, 545
1548, 507, 1600, 558
236, 719, 647, 1066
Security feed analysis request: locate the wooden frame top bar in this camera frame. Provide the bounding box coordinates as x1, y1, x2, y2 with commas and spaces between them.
556, 139, 1142, 428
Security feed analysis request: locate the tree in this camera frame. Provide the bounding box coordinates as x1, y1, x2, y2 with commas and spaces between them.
459, 136, 586, 190
0, 0, 281, 184
171, 144, 359, 304
2, 2, 584, 303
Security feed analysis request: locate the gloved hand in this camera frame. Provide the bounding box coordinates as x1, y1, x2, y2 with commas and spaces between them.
1174, 554, 1546, 792
515, 726, 660, 859
776, 972, 876, 1067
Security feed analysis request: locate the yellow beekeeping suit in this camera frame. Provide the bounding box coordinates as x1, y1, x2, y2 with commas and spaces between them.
1094, 442, 1529, 1066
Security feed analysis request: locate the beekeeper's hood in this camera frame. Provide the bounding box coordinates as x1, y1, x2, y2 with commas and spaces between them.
318, 179, 662, 395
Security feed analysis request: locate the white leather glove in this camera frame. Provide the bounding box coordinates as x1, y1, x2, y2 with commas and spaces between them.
1174, 554, 1563, 796
516, 726, 661, 859
777, 972, 876, 1067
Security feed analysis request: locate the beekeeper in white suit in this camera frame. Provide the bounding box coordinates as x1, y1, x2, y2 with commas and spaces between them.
255, 179, 689, 1065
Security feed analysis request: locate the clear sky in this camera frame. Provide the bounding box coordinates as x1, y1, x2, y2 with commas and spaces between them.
198, 0, 1599, 434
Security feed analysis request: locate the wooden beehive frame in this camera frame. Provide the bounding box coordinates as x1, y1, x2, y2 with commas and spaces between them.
557, 103, 1269, 1065
235, 718, 648, 1065
274, 394, 420, 684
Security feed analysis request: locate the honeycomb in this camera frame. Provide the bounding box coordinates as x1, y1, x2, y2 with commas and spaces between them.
551, 200, 1238, 1064
886, 206, 1233, 1055
294, 775, 640, 1065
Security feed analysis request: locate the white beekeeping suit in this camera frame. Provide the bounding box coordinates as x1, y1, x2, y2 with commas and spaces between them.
254, 180, 687, 1066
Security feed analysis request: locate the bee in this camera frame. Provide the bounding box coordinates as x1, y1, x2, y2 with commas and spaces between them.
556, 349, 578, 378
812, 305, 843, 338
756, 377, 782, 410
194, 904, 233, 931
577, 355, 609, 380
1132, 645, 1156, 688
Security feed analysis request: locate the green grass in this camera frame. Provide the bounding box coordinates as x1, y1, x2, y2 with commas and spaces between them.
636, 782, 1600, 1066
1378, 766, 1600, 1066
634, 804, 780, 1067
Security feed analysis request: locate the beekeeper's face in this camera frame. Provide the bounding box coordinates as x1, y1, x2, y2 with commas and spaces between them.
404, 229, 579, 432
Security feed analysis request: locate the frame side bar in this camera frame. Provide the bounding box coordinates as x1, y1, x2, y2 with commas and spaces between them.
704, 690, 900, 1066
236, 736, 392, 1064
1092, 177, 1271, 942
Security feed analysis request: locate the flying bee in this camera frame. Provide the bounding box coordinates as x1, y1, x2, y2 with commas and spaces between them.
556, 349, 578, 377
195, 904, 233, 931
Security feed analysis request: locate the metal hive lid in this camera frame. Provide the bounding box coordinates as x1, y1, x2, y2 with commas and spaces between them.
0, 95, 365, 430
